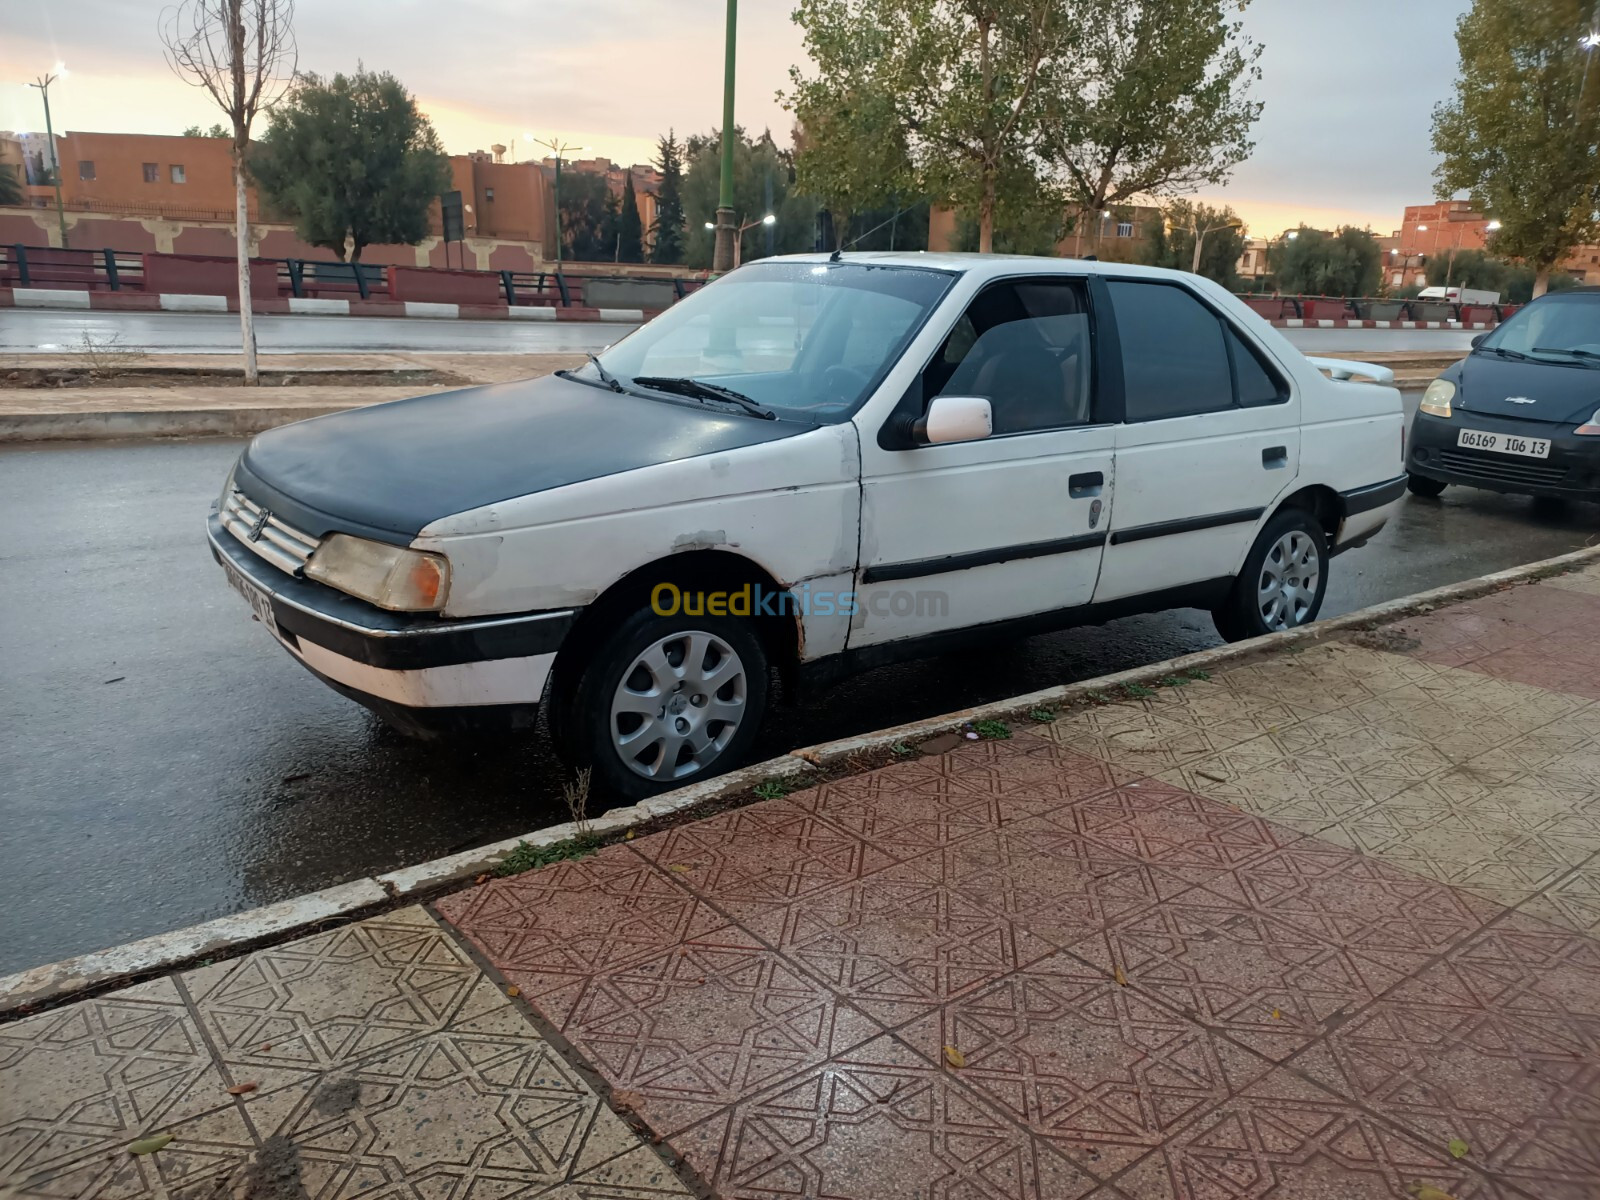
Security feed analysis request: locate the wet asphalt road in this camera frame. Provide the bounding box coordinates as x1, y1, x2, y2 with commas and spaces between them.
3, 436, 1597, 976
1, 307, 1478, 356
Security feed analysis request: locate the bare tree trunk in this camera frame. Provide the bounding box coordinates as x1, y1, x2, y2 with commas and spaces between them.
978, 171, 995, 254
1533, 265, 1551, 298
233, 147, 258, 385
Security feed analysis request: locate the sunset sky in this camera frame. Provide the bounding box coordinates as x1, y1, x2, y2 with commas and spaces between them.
2, 0, 1469, 238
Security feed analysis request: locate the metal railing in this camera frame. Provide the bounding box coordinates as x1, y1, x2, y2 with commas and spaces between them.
1236, 292, 1521, 324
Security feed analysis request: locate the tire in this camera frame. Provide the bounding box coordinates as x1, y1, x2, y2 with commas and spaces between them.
1212, 507, 1329, 643
1406, 473, 1448, 498
556, 605, 770, 801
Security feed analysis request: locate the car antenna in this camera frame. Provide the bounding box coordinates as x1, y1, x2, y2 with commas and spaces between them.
832, 203, 917, 264
829, 246, 842, 262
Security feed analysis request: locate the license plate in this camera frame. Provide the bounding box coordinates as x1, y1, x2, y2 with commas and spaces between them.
223, 558, 279, 638
1457, 428, 1551, 458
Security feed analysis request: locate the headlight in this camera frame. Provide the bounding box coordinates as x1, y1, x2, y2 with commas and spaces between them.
1420, 378, 1455, 418
1578, 407, 1600, 436
216, 461, 238, 513
304, 535, 450, 612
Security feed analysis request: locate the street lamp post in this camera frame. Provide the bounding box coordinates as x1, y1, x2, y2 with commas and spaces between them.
1190, 217, 1243, 275
530, 135, 588, 269
711, 0, 739, 274
28, 66, 70, 249
705, 212, 774, 269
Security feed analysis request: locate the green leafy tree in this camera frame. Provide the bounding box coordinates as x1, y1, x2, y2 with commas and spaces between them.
1432, 0, 1600, 297
181, 123, 228, 137
617, 172, 644, 263
1143, 201, 1245, 286
1272, 226, 1382, 297
787, 0, 1076, 253
0, 164, 22, 207
1422, 248, 1509, 293
1501, 263, 1579, 304
680, 127, 817, 268
249, 68, 450, 262
1042, 0, 1263, 216
558, 171, 616, 261
650, 131, 685, 264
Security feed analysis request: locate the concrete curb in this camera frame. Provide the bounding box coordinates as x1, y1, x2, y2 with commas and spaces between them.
5, 542, 1599, 1019
0, 286, 657, 324
0, 407, 359, 443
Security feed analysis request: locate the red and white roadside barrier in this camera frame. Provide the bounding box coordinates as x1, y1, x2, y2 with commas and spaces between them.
1277, 317, 1494, 330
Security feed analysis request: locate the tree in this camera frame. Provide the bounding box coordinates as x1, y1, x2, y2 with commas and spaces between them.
787, 0, 1076, 253
1422, 248, 1509, 293
789, 87, 915, 248
161, 0, 296, 386
1432, 0, 1600, 297
0, 164, 22, 207
181, 122, 229, 137
617, 172, 644, 263
680, 127, 817, 268
1143, 200, 1245, 287
250, 68, 450, 262
1041, 0, 1263, 217
650, 130, 685, 264
1272, 226, 1382, 297
557, 171, 616, 261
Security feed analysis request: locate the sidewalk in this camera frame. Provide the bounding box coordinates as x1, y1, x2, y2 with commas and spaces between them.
6, 563, 1600, 1198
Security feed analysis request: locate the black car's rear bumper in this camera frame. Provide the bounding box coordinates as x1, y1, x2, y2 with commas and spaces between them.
1408, 411, 1600, 500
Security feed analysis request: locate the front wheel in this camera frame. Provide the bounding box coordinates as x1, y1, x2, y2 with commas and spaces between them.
559, 607, 770, 801
1212, 508, 1329, 643
1407, 473, 1448, 498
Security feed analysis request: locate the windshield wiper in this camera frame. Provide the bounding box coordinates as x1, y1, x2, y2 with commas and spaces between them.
1479, 344, 1529, 361
632, 375, 776, 420
1533, 346, 1600, 364
556, 353, 627, 393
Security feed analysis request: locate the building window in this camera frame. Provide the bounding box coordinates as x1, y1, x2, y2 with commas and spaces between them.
78, 160, 95, 181
1116, 221, 1134, 238
142, 162, 159, 183
485, 187, 494, 202
170, 164, 186, 184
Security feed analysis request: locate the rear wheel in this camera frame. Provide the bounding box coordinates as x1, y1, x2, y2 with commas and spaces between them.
1212, 508, 1329, 643
1407, 473, 1448, 498
557, 606, 769, 801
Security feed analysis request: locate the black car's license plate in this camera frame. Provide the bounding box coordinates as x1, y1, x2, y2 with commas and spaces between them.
223, 559, 280, 637
1457, 429, 1551, 459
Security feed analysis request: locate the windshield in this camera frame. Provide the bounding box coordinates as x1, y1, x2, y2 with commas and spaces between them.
577, 261, 954, 422
1479, 293, 1600, 363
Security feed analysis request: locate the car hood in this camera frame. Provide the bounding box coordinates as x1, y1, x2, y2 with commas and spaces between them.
235, 372, 810, 543
1454, 352, 1600, 425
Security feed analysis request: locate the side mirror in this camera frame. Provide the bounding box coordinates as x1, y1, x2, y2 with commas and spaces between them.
1470, 333, 1485, 348
914, 395, 992, 445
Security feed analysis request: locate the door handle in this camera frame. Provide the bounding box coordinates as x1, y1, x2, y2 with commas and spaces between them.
1261, 446, 1288, 469
1068, 471, 1103, 498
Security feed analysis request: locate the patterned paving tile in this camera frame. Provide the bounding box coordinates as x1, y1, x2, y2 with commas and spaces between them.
0, 976, 245, 1198
1265, 711, 1464, 800
1464, 708, 1600, 788
671, 1031, 1103, 1199
1030, 700, 1267, 777
1520, 855, 1600, 937
894, 953, 1274, 1180
1112, 1066, 1520, 1199
436, 841, 743, 1026
1542, 564, 1600, 598
1197, 643, 1421, 714
902, 735, 1146, 810
1159, 735, 1384, 838
1468, 642, 1600, 700
1064, 883, 1435, 1064
1388, 583, 1600, 672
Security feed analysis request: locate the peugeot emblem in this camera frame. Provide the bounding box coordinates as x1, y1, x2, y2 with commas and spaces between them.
1505, 396, 1537, 405
247, 509, 271, 542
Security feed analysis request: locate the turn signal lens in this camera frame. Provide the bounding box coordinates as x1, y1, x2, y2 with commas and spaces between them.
1577, 407, 1600, 436
1419, 379, 1455, 418
305, 534, 450, 612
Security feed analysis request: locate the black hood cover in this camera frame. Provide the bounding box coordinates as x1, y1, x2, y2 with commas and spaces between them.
1454, 352, 1600, 425
236, 372, 807, 543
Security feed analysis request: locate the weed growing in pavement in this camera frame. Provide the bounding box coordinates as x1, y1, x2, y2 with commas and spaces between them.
1121, 682, 1157, 699
562, 767, 593, 837
753, 779, 793, 800
974, 720, 1012, 739
79, 331, 147, 379
891, 741, 917, 756
1183, 667, 1212, 681
494, 835, 601, 877
1027, 707, 1056, 722
1157, 675, 1191, 688
1086, 689, 1112, 704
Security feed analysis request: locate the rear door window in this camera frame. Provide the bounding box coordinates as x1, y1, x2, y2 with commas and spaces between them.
1108, 281, 1233, 420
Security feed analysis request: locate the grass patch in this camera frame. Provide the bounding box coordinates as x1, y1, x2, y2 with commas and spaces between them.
753, 779, 794, 800
1027, 707, 1056, 723
891, 741, 917, 757
974, 719, 1012, 740
1182, 667, 1212, 681
1156, 674, 1191, 688
1121, 682, 1157, 699
494, 834, 601, 877
1085, 689, 1112, 705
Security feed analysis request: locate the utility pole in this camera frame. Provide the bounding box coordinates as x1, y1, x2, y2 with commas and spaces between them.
29, 69, 70, 249
531, 135, 588, 269
712, 0, 738, 274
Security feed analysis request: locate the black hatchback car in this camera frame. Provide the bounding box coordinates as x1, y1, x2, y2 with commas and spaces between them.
1408, 287, 1600, 501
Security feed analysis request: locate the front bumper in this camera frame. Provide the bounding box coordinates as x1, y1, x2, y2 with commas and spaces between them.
1408, 411, 1600, 500
208, 514, 576, 734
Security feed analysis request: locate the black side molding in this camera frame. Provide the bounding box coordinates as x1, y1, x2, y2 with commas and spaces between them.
1109, 507, 1265, 546
1341, 474, 1408, 515
862, 531, 1108, 585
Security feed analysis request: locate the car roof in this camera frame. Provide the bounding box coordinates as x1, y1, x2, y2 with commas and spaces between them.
765, 250, 1193, 284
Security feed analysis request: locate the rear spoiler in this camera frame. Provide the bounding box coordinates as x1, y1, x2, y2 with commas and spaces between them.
1306, 356, 1396, 386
